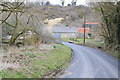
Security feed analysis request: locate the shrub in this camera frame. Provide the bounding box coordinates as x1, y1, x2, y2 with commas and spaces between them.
88, 33, 92, 38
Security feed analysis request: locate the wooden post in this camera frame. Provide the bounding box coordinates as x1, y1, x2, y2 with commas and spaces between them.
83, 14, 86, 44
0, 24, 2, 47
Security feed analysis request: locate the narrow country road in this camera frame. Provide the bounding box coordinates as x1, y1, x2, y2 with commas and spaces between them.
60, 42, 119, 78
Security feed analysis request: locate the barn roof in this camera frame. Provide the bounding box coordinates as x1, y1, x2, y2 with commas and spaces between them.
53, 26, 77, 33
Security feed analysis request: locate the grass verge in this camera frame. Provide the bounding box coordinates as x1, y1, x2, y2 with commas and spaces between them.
111, 51, 119, 59
1, 44, 72, 78
68, 38, 119, 59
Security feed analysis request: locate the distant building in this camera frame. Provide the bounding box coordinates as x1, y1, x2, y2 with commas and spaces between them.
81, 22, 100, 39
83, 22, 99, 28
52, 26, 77, 39
52, 23, 99, 39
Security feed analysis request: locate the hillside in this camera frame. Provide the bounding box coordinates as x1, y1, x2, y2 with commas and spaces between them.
30, 5, 100, 27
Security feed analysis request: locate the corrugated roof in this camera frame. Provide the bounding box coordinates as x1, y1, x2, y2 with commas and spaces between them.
53, 26, 77, 33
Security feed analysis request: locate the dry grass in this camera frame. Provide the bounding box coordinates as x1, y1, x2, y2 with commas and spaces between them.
1, 44, 72, 78
0, 43, 55, 71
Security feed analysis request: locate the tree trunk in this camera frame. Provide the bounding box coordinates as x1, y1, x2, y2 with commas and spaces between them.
9, 2, 19, 46
9, 36, 16, 45
116, 2, 120, 57
0, 4, 2, 47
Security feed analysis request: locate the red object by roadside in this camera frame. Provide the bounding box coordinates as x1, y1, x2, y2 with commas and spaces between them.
77, 28, 90, 33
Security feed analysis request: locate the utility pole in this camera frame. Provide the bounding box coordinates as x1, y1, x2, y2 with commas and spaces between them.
83, 12, 86, 44
0, 23, 2, 47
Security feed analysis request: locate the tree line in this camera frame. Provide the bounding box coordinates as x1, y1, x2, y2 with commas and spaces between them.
91, 1, 120, 54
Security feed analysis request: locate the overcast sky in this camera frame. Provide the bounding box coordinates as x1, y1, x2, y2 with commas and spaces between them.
48, 0, 86, 6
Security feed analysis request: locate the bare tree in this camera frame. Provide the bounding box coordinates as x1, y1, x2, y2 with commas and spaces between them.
45, 1, 51, 6
39, 0, 47, 5
60, 0, 65, 6
0, 2, 44, 45
71, 0, 77, 6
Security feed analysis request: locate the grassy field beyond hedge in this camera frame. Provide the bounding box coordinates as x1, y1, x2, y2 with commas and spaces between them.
1, 44, 72, 78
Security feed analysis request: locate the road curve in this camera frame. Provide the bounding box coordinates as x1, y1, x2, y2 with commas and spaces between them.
60, 42, 119, 78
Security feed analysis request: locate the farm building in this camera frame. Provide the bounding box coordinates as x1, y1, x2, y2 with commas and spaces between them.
51, 23, 99, 39
52, 26, 78, 39
82, 22, 99, 28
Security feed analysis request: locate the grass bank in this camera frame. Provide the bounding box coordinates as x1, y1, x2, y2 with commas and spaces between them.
1, 44, 72, 78
67, 38, 104, 48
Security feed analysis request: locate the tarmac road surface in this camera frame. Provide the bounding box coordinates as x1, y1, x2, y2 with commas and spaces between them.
60, 42, 119, 78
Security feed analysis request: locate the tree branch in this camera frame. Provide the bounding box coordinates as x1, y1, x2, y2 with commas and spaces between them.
0, 9, 25, 13
2, 11, 12, 23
